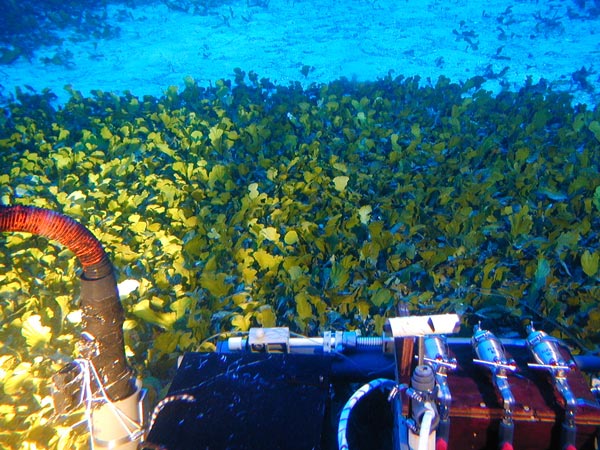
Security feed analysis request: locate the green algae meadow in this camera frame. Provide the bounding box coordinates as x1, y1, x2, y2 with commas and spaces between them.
1, 71, 600, 447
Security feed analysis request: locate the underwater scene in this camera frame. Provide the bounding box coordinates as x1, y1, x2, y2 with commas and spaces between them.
1, 0, 600, 448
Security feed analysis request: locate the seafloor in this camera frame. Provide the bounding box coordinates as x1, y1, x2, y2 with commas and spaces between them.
1, 0, 600, 105
0, 1, 599, 449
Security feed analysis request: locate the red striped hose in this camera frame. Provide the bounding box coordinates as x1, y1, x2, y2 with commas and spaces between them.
0, 204, 108, 273
0, 205, 135, 401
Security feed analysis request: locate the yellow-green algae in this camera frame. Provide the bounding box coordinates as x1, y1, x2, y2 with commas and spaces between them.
1, 71, 600, 448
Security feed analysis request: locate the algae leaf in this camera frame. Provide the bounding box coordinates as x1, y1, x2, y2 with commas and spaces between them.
200, 272, 232, 297
132, 300, 177, 330
295, 292, 313, 322
260, 226, 280, 242
21, 315, 52, 348
371, 288, 393, 307
284, 230, 299, 245
358, 205, 372, 224
581, 250, 599, 277
508, 205, 533, 238
589, 121, 600, 142
332, 176, 350, 193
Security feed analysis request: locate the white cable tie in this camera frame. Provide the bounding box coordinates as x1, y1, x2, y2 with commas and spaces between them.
72, 358, 142, 444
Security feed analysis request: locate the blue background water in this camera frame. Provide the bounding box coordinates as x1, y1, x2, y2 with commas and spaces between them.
1, 0, 599, 106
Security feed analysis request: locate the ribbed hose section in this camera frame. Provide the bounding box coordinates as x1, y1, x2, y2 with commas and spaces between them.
0, 205, 135, 401
0, 205, 107, 270
356, 336, 384, 349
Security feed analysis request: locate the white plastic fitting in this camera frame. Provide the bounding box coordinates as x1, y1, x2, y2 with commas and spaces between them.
387, 314, 461, 338
91, 382, 146, 449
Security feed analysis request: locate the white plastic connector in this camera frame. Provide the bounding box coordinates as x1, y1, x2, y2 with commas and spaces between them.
91, 382, 146, 449
228, 336, 244, 352
387, 314, 460, 338
248, 327, 290, 353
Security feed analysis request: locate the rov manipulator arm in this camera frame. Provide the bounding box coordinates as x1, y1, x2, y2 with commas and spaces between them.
0, 205, 142, 448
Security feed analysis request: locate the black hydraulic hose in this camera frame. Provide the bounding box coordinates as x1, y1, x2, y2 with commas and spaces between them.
0, 205, 135, 401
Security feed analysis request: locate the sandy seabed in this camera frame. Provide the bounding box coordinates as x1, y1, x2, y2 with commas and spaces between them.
1, 0, 599, 106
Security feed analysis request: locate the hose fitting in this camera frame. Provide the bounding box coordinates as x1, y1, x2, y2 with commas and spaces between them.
0, 205, 135, 401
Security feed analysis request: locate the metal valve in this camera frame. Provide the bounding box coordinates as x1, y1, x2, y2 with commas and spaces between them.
471, 324, 516, 449
423, 335, 455, 447
424, 335, 457, 372
525, 324, 578, 449
471, 324, 516, 372
526, 325, 574, 374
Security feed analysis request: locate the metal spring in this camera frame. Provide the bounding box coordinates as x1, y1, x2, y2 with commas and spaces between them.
356, 336, 384, 348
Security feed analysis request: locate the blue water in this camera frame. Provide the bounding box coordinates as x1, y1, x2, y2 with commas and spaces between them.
1, 0, 599, 106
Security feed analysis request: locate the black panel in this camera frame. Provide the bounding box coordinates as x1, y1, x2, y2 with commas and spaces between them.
144, 352, 332, 450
